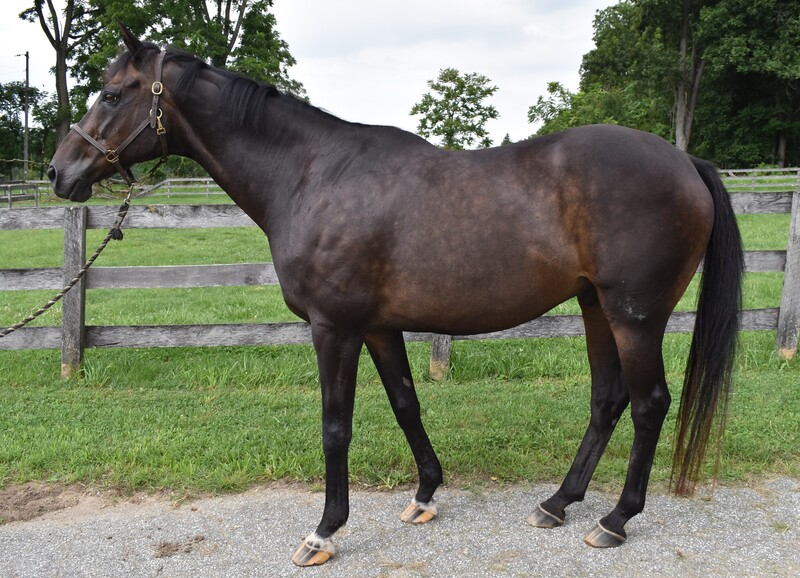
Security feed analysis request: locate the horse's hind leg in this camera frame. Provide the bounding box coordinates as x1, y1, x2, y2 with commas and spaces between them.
583, 316, 671, 548
528, 287, 629, 529
365, 330, 443, 523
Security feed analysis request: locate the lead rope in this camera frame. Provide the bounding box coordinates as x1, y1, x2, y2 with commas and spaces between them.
1, 49, 169, 339
0, 191, 131, 338
0, 158, 166, 339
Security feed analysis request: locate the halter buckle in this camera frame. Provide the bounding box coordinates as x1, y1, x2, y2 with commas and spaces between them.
105, 149, 120, 164
151, 81, 163, 95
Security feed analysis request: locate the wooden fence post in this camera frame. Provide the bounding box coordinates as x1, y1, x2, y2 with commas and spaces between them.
430, 334, 452, 380
61, 206, 87, 377
777, 185, 800, 359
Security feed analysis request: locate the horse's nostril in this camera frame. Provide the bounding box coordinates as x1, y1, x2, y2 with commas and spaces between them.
47, 165, 57, 183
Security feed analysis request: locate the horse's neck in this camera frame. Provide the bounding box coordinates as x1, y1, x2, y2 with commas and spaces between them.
178, 86, 343, 236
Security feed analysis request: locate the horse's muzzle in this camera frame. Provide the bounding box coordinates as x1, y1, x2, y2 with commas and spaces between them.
48, 163, 92, 202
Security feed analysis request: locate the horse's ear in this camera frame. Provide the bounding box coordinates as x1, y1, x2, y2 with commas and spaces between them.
118, 21, 142, 54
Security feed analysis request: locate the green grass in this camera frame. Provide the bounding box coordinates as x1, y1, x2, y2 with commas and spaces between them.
0, 334, 797, 493
0, 208, 798, 494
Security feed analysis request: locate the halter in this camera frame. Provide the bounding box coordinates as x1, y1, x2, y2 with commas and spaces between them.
71, 49, 169, 186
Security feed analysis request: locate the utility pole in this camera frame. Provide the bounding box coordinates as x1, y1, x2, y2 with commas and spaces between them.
23, 51, 29, 180
16, 52, 30, 180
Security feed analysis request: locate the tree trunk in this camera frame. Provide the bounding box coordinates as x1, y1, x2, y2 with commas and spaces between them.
777, 131, 788, 168
674, 0, 703, 152
54, 49, 71, 144
35, 0, 75, 145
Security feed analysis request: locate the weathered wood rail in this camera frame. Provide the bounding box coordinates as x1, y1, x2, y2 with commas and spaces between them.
135, 177, 224, 197
1, 173, 799, 377
0, 181, 45, 208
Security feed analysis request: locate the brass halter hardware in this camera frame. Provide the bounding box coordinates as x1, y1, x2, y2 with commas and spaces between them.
70, 49, 169, 185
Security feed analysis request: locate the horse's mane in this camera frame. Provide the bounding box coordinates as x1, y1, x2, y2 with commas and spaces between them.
107, 41, 336, 137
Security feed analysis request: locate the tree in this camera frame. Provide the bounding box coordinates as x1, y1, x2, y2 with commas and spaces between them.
528, 82, 574, 131
697, 0, 800, 166
629, 0, 712, 151
529, 1, 712, 148
0, 81, 51, 179
20, 0, 306, 140
66, 0, 305, 98
410, 68, 499, 150
229, 1, 304, 94
0, 83, 26, 180
529, 2, 673, 142
528, 0, 800, 166
20, 0, 93, 143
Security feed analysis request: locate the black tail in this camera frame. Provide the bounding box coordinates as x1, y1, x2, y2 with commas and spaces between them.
671, 157, 744, 495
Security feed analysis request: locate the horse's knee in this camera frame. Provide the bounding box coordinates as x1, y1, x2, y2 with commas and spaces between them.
322, 423, 352, 456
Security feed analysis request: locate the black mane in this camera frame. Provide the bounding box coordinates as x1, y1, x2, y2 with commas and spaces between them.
107, 41, 336, 137
165, 46, 339, 137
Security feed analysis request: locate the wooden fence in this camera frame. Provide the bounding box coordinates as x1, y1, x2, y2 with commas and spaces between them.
1, 170, 799, 378
0, 181, 45, 208
136, 177, 224, 197
2, 178, 225, 208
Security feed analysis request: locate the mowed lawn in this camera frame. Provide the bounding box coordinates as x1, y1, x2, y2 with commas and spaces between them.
0, 201, 798, 495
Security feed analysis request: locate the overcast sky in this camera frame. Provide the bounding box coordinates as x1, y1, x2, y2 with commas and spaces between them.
0, 0, 615, 145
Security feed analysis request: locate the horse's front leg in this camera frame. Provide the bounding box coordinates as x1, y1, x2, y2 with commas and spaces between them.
292, 321, 364, 567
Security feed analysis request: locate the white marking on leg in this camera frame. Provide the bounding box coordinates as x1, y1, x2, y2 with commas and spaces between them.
303, 532, 336, 555
411, 498, 438, 516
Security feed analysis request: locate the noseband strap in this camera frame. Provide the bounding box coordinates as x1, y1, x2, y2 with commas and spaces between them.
70, 49, 169, 186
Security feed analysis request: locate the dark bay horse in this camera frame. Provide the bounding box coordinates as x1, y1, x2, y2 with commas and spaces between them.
48, 28, 743, 566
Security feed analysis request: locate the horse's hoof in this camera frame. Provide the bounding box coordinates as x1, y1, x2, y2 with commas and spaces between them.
400, 498, 438, 524
291, 533, 335, 566
583, 522, 627, 548
527, 504, 565, 529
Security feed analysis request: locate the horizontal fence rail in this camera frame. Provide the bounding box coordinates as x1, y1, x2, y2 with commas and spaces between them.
1, 172, 799, 377
135, 177, 225, 197
1, 181, 45, 208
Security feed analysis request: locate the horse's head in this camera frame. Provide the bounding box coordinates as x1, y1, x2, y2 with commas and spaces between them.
49, 25, 171, 201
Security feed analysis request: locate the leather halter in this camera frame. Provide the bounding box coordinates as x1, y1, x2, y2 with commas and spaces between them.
71, 49, 169, 186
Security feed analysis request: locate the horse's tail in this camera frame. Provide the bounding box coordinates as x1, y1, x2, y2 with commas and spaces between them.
671, 157, 744, 496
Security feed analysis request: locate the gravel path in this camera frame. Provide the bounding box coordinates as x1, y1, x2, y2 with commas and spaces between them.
1, 478, 798, 577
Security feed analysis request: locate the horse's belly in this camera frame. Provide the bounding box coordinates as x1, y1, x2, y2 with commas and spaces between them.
376, 260, 583, 335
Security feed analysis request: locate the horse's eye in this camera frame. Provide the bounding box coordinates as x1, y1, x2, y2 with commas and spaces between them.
102, 91, 120, 104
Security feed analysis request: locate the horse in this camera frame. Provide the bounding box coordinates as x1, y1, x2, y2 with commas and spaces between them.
48, 26, 743, 566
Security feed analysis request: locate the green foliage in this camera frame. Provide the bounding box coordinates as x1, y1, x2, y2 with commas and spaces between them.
529, 0, 800, 167
411, 68, 499, 150
0, 81, 56, 179
527, 81, 670, 138
529, 2, 674, 140
24, 0, 306, 126
0, 83, 26, 179
229, 1, 305, 96
693, 0, 800, 166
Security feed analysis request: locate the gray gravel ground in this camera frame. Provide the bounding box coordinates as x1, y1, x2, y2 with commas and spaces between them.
1, 478, 798, 577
